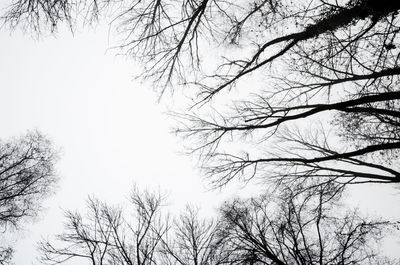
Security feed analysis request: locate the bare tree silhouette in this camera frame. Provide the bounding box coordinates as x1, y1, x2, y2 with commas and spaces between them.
39, 185, 399, 265
0, 130, 58, 264
159, 205, 224, 265
3, 0, 399, 190
217, 185, 399, 265
39, 187, 169, 265
0, 247, 13, 265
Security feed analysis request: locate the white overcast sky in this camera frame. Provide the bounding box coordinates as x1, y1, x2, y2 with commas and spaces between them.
1, 20, 400, 264
0, 23, 250, 264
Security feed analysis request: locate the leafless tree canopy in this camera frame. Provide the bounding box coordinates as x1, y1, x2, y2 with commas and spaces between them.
0, 247, 13, 265
39, 186, 399, 265
2, 1, 400, 264
39, 187, 169, 265
159, 205, 224, 265
3, 0, 399, 189
0, 130, 58, 264
217, 186, 397, 265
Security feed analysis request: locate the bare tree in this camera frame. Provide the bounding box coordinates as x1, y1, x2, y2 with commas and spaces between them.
0, 130, 58, 228
39, 184, 399, 265
0, 130, 58, 264
39, 187, 169, 265
0, 247, 13, 265
164, 0, 400, 189
3, 0, 400, 190
160, 205, 225, 265
217, 184, 399, 265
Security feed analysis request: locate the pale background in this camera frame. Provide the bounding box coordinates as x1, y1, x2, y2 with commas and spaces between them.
0, 22, 399, 264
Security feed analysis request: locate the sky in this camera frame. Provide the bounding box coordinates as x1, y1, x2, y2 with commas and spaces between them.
0, 24, 260, 264
1, 18, 400, 265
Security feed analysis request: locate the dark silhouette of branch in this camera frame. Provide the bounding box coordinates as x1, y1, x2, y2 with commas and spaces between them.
0, 130, 58, 264
39, 187, 169, 265
217, 185, 399, 265
3, 0, 400, 197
